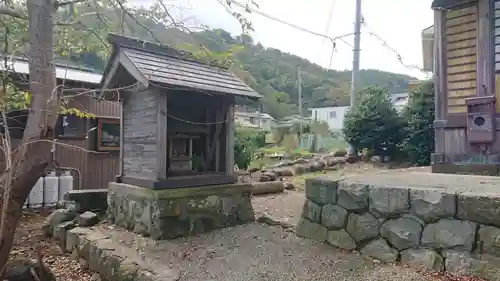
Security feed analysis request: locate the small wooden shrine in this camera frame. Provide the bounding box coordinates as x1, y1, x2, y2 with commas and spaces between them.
101, 33, 261, 189
430, 0, 500, 175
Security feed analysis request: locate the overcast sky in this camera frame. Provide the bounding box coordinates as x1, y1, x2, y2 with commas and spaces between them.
132, 0, 434, 79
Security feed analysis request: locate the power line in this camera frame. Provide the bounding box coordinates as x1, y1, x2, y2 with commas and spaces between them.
225, 0, 353, 68
316, 0, 337, 63
361, 20, 430, 74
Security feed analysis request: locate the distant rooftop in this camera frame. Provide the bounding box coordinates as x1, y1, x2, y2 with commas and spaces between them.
235, 110, 274, 120
0, 55, 102, 84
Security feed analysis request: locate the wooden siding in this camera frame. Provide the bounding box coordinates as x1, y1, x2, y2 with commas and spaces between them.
495, 0, 500, 71
444, 128, 468, 155
445, 5, 478, 114
54, 139, 119, 190
495, 0, 500, 112
122, 89, 158, 180
0, 94, 120, 190
66, 95, 120, 117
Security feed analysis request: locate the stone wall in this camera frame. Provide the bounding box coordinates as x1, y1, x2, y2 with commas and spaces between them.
107, 182, 255, 240
297, 177, 500, 280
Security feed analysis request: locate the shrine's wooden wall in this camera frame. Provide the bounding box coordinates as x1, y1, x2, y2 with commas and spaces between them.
445, 5, 477, 114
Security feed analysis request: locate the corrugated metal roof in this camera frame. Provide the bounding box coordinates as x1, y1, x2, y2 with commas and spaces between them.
104, 33, 261, 99
0, 56, 102, 84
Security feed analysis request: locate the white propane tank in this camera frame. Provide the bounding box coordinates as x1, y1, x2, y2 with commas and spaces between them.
28, 177, 44, 208
43, 171, 59, 207
59, 170, 74, 200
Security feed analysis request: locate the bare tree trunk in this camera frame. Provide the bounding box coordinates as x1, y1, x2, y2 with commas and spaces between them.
0, 0, 57, 276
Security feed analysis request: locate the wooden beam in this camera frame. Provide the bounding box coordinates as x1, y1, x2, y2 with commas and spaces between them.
225, 104, 235, 175
156, 91, 168, 180
434, 9, 446, 154
476, 0, 491, 96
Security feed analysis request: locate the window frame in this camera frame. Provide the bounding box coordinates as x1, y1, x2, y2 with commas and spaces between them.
56, 114, 88, 139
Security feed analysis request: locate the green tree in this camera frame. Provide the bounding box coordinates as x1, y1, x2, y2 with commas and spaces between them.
402, 81, 435, 166
342, 86, 405, 159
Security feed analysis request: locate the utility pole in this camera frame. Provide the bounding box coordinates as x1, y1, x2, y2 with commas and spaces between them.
348, 0, 362, 156
297, 65, 303, 137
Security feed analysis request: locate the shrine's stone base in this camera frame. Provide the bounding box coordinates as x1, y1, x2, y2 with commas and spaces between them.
107, 182, 255, 239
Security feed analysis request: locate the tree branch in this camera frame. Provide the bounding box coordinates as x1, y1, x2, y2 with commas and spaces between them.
55, 0, 86, 8
0, 7, 27, 20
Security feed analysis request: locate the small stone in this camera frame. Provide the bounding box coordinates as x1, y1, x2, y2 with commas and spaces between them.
346, 212, 380, 243
321, 204, 348, 229
90, 273, 101, 281
400, 248, 443, 272
326, 230, 357, 251
421, 219, 476, 251
42, 209, 76, 236
361, 238, 398, 263
380, 218, 422, 250
410, 188, 456, 223
53, 220, 75, 250
478, 225, 500, 256
65, 201, 80, 213
337, 182, 369, 212
296, 218, 327, 242
283, 182, 296, 190
305, 177, 338, 205
302, 200, 322, 222
442, 251, 483, 276
79, 258, 89, 269
261, 172, 277, 182
78, 211, 99, 227
66, 227, 92, 252
369, 185, 409, 218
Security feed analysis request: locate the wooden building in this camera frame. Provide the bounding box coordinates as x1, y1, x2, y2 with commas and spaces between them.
428, 0, 500, 174
101, 34, 260, 189
2, 57, 120, 189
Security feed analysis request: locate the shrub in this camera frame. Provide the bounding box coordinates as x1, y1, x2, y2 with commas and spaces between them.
234, 127, 267, 170
342, 86, 405, 159
402, 81, 435, 166
236, 127, 266, 148
234, 133, 254, 170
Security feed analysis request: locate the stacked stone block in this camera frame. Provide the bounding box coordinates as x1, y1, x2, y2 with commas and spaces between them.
297, 177, 500, 280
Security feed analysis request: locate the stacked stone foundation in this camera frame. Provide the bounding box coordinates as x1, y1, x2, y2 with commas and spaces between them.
297, 177, 500, 279
107, 182, 255, 240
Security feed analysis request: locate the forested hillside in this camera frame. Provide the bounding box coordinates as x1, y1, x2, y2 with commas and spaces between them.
3, 4, 417, 120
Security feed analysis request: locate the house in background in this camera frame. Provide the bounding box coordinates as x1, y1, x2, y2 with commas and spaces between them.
234, 108, 275, 130
309, 106, 349, 132
309, 93, 409, 131
391, 93, 409, 112
0, 56, 120, 190
421, 25, 434, 72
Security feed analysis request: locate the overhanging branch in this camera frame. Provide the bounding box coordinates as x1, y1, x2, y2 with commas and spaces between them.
0, 7, 27, 20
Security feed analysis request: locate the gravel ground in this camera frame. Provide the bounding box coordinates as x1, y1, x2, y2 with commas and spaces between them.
11, 211, 96, 281
101, 223, 438, 281
252, 191, 305, 225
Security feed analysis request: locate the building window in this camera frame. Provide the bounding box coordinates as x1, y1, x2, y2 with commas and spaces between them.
329, 111, 337, 119
57, 115, 86, 137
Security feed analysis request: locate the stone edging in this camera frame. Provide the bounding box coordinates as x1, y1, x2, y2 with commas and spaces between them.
297, 177, 500, 280
53, 224, 178, 281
